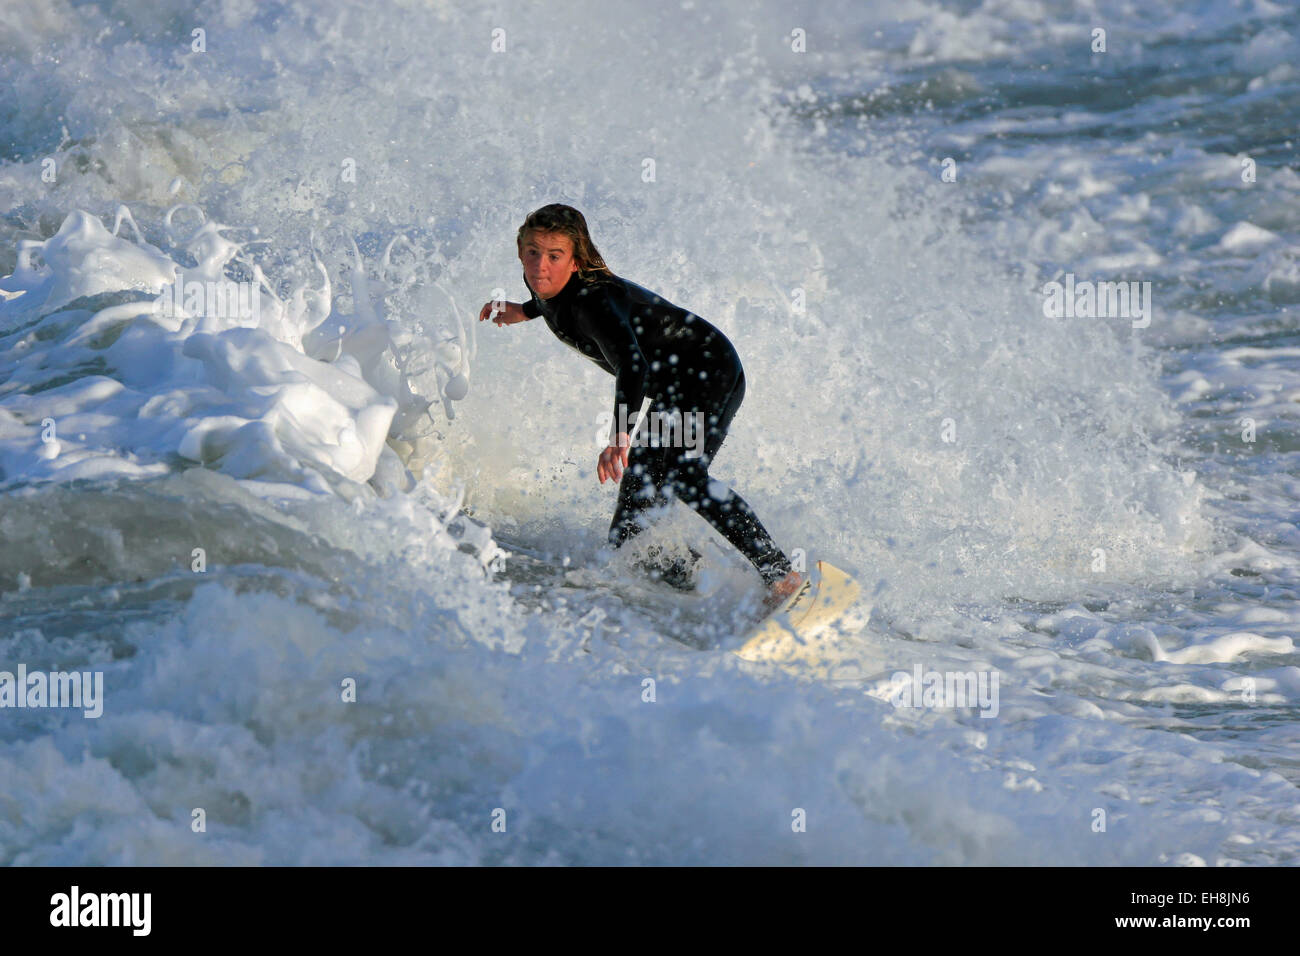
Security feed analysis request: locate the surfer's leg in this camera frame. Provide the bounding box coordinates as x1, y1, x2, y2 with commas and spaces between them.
665, 368, 794, 587
607, 406, 672, 548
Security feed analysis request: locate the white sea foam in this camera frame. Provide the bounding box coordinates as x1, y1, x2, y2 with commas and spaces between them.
1, 0, 1297, 865
0, 208, 475, 495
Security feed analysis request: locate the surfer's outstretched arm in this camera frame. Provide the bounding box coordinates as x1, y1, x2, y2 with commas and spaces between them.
477, 300, 530, 326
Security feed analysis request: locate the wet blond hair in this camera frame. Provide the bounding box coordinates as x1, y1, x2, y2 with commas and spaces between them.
516, 204, 614, 279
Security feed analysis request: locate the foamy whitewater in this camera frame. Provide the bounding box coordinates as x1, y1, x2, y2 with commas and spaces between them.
0, 0, 1296, 864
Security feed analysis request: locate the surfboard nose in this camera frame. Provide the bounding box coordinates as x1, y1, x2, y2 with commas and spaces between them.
735, 561, 865, 668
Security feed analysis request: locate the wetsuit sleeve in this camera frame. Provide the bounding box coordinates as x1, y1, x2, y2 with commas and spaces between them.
575, 281, 649, 444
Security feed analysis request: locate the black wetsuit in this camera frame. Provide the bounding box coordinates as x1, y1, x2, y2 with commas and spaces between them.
522, 270, 793, 586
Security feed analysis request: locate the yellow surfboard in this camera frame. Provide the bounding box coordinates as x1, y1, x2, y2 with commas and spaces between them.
734, 560, 863, 667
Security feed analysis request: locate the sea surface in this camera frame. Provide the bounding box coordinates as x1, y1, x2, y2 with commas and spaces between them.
0, 0, 1297, 864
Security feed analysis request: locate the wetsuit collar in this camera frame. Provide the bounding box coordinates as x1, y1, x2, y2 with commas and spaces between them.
532, 270, 584, 316
552, 270, 583, 300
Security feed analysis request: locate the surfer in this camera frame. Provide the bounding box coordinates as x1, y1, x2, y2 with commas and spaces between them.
478, 203, 803, 610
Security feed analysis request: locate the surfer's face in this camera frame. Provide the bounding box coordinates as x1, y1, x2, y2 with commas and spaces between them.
519, 230, 579, 299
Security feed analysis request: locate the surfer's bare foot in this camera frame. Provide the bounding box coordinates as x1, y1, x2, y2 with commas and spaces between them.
761, 569, 804, 613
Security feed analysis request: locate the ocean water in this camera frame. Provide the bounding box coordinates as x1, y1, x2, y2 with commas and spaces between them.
0, 0, 1296, 865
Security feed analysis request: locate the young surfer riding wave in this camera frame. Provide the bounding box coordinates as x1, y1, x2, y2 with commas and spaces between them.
478, 203, 803, 611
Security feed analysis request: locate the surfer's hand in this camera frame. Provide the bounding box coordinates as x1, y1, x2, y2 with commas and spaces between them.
478, 301, 527, 326
597, 432, 632, 484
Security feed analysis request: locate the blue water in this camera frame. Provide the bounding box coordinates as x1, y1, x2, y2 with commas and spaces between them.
0, 0, 1296, 864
